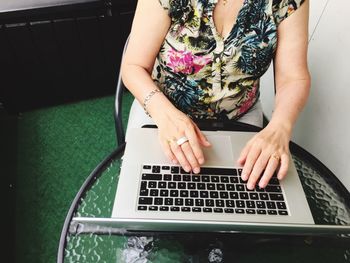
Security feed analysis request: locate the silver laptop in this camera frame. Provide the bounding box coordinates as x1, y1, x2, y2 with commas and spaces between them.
105, 127, 320, 234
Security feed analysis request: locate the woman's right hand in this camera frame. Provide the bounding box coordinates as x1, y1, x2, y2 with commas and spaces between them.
153, 107, 211, 174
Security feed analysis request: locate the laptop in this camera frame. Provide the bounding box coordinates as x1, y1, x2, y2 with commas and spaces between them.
106, 127, 319, 234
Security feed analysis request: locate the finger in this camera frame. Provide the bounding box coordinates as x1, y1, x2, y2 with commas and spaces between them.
258, 156, 280, 188
180, 142, 200, 173
241, 147, 261, 181
193, 123, 211, 147
237, 142, 252, 165
277, 153, 289, 180
246, 153, 270, 190
159, 140, 177, 164
170, 141, 191, 173
185, 128, 205, 166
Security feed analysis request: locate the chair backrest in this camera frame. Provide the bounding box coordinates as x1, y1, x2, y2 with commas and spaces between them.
114, 36, 130, 146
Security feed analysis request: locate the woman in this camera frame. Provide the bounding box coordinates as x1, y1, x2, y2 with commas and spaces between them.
121, 0, 310, 190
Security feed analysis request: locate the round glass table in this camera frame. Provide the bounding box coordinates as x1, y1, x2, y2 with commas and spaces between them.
58, 122, 350, 263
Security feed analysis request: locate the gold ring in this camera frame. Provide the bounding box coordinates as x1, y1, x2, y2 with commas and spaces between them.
167, 138, 176, 144
271, 153, 280, 161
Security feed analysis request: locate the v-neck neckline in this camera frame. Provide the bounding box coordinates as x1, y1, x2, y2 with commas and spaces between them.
208, 0, 248, 42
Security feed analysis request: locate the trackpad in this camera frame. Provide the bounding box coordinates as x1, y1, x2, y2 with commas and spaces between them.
203, 135, 234, 166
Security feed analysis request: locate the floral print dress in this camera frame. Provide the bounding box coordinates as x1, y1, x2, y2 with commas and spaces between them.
152, 0, 305, 120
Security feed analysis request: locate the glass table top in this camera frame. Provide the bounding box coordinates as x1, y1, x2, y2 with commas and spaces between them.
59, 123, 350, 263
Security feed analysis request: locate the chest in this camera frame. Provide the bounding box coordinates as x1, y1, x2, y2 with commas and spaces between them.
212, 0, 245, 39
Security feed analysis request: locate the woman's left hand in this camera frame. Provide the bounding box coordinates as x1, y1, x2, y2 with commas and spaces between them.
237, 122, 292, 190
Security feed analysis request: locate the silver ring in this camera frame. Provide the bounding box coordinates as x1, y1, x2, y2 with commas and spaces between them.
176, 136, 189, 146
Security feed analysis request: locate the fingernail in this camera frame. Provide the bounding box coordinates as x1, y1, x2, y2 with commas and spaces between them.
241, 173, 247, 181
198, 158, 204, 165
247, 183, 254, 190
193, 167, 200, 174
184, 166, 191, 172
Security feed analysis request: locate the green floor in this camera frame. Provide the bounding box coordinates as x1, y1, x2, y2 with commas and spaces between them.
2, 93, 133, 263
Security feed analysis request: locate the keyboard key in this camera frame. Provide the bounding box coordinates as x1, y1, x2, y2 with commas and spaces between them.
142, 174, 162, 180
187, 183, 196, 189
246, 209, 256, 214
226, 184, 235, 191
195, 199, 204, 206
148, 181, 157, 188
160, 206, 169, 211
239, 192, 249, 199
214, 208, 223, 213
246, 201, 255, 208
160, 189, 169, 196
173, 174, 181, 181
256, 201, 266, 209
205, 199, 214, 207
180, 168, 190, 174
236, 184, 245, 191
236, 200, 245, 208
259, 193, 269, 200
140, 181, 147, 190
171, 207, 180, 211
229, 192, 239, 199
183, 175, 191, 181
152, 166, 161, 173
170, 190, 179, 197
164, 174, 172, 181
266, 202, 276, 209
149, 206, 158, 211
180, 190, 189, 197
235, 208, 245, 214
175, 198, 184, 206
211, 176, 219, 182
220, 176, 229, 183
154, 198, 163, 205
203, 207, 213, 213
190, 191, 199, 198
269, 177, 280, 185
278, 210, 288, 216
185, 199, 194, 206
171, 166, 180, 173
181, 207, 191, 212
217, 184, 225, 191
162, 166, 170, 170
143, 165, 151, 170
192, 207, 202, 212
139, 197, 152, 205
257, 209, 266, 215
168, 182, 176, 189
219, 192, 229, 199
197, 183, 205, 190
265, 185, 282, 193
165, 198, 173, 205
269, 193, 284, 201
277, 202, 287, 210
268, 210, 277, 215
224, 208, 234, 213
139, 189, 148, 196
192, 175, 200, 182
207, 183, 215, 190
200, 191, 209, 198
201, 176, 210, 182
215, 199, 225, 207
150, 189, 158, 196
249, 193, 259, 200
210, 191, 219, 198
225, 200, 235, 207
230, 177, 239, 183
158, 182, 166, 188
138, 205, 147, 210
199, 167, 237, 175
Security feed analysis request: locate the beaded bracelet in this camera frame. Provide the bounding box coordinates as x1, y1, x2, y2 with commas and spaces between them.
143, 88, 161, 117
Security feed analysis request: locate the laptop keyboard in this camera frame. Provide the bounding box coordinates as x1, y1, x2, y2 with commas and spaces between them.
137, 165, 289, 216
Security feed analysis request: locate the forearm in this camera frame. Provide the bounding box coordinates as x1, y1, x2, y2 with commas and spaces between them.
121, 64, 178, 122
269, 78, 311, 136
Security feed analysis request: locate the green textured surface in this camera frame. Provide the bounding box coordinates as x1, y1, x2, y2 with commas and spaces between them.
7, 93, 133, 263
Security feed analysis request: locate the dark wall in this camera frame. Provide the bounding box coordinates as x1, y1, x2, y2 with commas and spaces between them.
0, 0, 136, 112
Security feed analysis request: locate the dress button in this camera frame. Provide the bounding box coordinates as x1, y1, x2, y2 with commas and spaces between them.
216, 40, 224, 53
